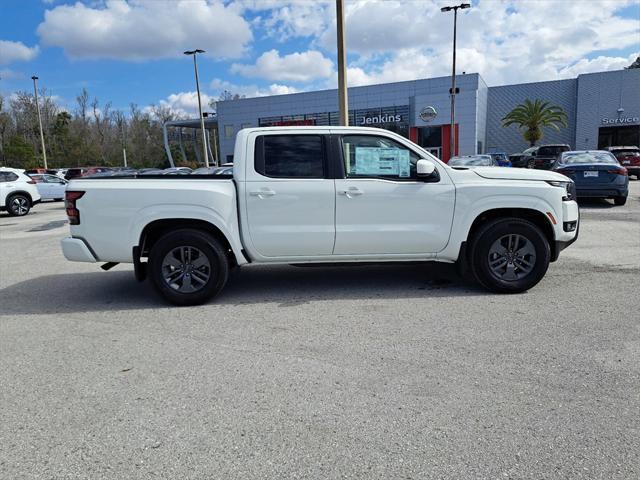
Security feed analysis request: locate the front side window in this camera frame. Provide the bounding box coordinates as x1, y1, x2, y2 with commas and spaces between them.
256, 135, 324, 178
342, 135, 420, 179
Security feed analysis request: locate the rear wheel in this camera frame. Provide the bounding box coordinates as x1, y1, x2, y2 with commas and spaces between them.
614, 195, 627, 206
149, 229, 229, 305
470, 218, 550, 293
6, 194, 31, 216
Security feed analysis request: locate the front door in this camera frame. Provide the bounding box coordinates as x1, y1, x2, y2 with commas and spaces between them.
333, 133, 455, 255
244, 133, 335, 258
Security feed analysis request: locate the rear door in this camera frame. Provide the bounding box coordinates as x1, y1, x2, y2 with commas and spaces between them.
333, 133, 455, 255
243, 133, 336, 258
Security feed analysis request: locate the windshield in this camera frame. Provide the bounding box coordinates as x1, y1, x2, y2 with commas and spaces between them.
538, 146, 568, 156
560, 152, 618, 165
449, 156, 493, 166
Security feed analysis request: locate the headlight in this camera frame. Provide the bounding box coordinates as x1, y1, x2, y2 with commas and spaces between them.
546, 180, 576, 201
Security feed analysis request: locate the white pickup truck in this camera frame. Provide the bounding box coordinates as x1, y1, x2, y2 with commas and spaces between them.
61, 126, 579, 305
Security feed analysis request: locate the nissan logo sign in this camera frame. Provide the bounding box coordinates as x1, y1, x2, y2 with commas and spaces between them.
420, 106, 437, 122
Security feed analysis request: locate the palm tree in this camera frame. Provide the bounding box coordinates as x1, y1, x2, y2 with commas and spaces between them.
501, 99, 568, 147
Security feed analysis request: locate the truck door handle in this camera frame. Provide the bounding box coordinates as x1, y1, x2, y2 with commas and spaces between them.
250, 188, 276, 198
339, 187, 364, 198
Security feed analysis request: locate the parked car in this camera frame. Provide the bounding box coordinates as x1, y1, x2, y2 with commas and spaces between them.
532, 144, 571, 170
510, 146, 539, 168
0, 167, 41, 216
64, 167, 113, 180
61, 126, 580, 305
448, 155, 497, 167
487, 152, 512, 167
552, 150, 628, 205
163, 167, 192, 175
29, 173, 68, 201
605, 146, 640, 179
25, 168, 59, 176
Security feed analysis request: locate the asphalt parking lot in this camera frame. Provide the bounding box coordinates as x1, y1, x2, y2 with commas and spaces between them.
1, 183, 639, 479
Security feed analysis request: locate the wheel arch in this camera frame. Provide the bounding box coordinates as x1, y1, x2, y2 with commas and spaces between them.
5, 190, 33, 207
465, 208, 557, 262
138, 219, 241, 268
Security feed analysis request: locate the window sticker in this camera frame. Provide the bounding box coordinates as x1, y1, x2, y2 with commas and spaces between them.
354, 147, 411, 177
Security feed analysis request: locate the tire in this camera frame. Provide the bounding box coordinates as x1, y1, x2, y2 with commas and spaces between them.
614, 196, 627, 206
148, 229, 229, 306
6, 194, 31, 216
470, 218, 551, 293
527, 159, 535, 169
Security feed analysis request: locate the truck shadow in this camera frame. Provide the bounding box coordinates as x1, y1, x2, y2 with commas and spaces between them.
0, 263, 485, 315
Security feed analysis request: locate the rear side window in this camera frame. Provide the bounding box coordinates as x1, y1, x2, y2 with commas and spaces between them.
255, 135, 324, 178
0, 172, 19, 182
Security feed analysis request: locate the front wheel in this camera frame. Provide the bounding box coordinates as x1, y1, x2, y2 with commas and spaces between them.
7, 194, 31, 216
527, 159, 535, 169
614, 196, 627, 206
470, 218, 551, 293
149, 229, 229, 305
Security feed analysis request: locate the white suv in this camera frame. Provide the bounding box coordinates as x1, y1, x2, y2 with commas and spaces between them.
0, 167, 42, 216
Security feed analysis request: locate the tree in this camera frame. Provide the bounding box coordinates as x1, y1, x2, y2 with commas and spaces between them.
501, 99, 568, 147
626, 56, 640, 69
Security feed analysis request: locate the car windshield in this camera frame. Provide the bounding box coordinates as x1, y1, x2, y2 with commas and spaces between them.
449, 156, 493, 166
560, 152, 618, 165
538, 146, 567, 156
523, 147, 538, 155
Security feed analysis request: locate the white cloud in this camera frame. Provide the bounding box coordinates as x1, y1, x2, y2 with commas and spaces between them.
0, 40, 39, 65
248, 0, 640, 87
210, 78, 300, 98
149, 91, 216, 118
0, 68, 25, 80
37, 0, 253, 61
231, 49, 333, 82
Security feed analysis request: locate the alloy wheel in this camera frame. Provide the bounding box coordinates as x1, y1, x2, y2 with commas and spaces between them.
487, 234, 536, 281
11, 197, 29, 215
161, 246, 211, 293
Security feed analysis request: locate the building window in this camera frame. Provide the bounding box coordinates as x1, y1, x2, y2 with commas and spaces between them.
241, 123, 252, 129
224, 125, 234, 138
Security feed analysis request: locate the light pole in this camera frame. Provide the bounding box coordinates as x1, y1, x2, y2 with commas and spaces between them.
441, 3, 470, 161
31, 76, 48, 169
336, 0, 349, 126
184, 49, 210, 167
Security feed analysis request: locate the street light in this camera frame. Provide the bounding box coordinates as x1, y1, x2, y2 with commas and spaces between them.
441, 3, 470, 161
183, 49, 210, 167
31, 75, 48, 169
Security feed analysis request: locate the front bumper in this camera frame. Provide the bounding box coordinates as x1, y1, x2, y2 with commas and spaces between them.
61, 237, 97, 262
552, 202, 580, 261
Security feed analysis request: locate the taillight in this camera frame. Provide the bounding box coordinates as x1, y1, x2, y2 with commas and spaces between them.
65, 191, 85, 225
607, 168, 628, 176
557, 169, 575, 176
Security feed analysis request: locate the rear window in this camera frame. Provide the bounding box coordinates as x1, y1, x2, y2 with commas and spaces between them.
538, 146, 568, 156
612, 149, 640, 157
256, 135, 324, 178
560, 152, 618, 165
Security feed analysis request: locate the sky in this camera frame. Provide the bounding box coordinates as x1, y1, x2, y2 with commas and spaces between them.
1, 0, 639, 118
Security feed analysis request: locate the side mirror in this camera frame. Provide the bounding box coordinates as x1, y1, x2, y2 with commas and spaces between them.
416, 159, 436, 177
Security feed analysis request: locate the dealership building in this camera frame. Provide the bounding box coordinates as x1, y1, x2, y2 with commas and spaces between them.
215, 68, 640, 163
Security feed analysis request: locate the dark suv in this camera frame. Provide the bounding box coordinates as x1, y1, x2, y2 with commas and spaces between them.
606, 146, 640, 179
531, 144, 571, 170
